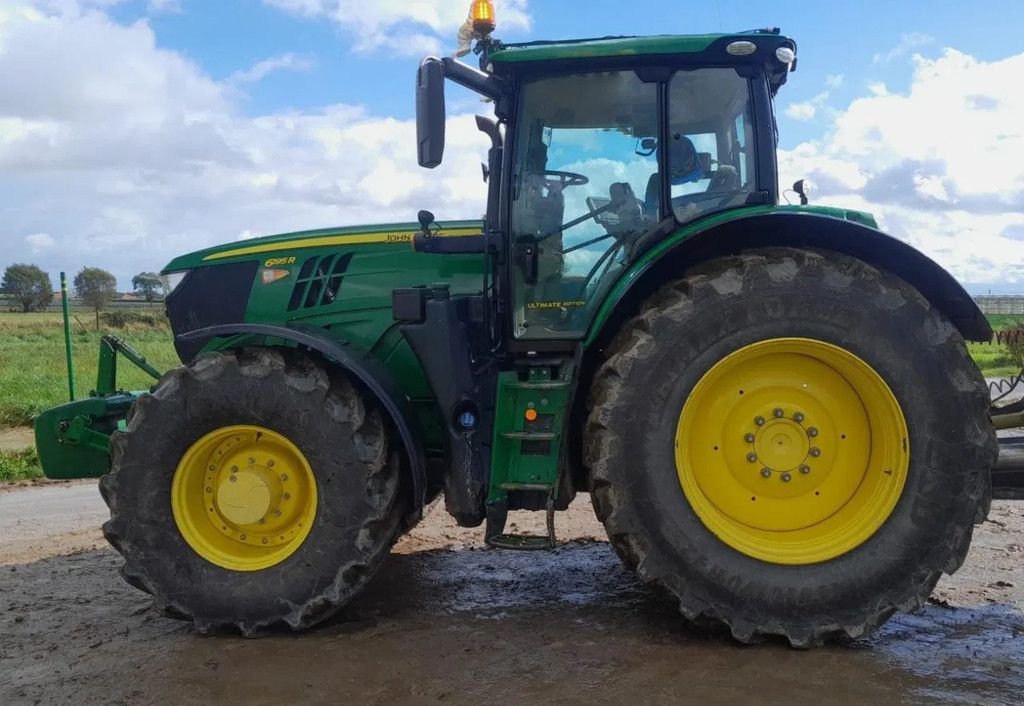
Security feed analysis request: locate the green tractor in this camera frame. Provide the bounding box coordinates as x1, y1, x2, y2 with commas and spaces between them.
34, 4, 1023, 646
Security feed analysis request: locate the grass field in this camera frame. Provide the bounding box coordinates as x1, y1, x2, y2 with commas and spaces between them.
0, 309, 1022, 482
0, 310, 180, 427
0, 447, 43, 482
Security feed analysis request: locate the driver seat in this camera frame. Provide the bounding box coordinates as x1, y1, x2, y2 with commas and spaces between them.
645, 134, 704, 219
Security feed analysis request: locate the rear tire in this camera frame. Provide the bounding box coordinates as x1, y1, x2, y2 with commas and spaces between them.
100, 348, 406, 635
584, 248, 996, 646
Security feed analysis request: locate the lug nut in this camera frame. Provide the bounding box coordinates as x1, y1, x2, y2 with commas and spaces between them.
800, 465, 811, 475
744, 433, 755, 443
754, 416, 766, 426
793, 412, 805, 423
267, 460, 275, 468
781, 472, 792, 483
248, 458, 256, 465
808, 427, 819, 438
283, 493, 291, 501
810, 448, 821, 458
747, 453, 758, 463
229, 475, 237, 483
262, 538, 269, 545
280, 474, 288, 482
760, 468, 772, 478
275, 510, 282, 517
240, 534, 247, 541
231, 466, 238, 473
773, 408, 784, 418
205, 487, 212, 493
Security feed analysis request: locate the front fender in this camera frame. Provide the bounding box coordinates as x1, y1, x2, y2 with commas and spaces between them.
585, 208, 991, 349
177, 323, 428, 514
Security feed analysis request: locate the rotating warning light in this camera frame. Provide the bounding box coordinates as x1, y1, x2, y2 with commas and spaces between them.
470, 0, 496, 36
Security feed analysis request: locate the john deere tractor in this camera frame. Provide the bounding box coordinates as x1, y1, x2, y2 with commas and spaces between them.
34, 2, 1024, 646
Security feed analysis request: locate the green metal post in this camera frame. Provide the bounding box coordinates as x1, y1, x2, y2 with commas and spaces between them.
60, 272, 76, 401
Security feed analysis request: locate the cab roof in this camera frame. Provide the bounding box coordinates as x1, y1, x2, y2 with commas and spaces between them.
488, 30, 797, 93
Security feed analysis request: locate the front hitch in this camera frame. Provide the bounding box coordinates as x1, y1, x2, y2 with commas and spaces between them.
33, 335, 163, 480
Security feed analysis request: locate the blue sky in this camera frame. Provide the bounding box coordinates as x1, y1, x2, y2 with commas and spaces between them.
1, 0, 1022, 292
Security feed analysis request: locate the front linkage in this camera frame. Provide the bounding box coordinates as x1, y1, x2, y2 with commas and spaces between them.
35, 333, 162, 480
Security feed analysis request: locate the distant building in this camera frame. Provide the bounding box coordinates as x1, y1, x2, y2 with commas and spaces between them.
975, 296, 1024, 315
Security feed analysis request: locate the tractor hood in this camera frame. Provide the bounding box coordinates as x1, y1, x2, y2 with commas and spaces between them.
162, 220, 483, 274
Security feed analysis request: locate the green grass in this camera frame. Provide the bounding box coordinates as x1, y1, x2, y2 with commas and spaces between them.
970, 314, 1024, 378
0, 310, 181, 427
0, 447, 43, 482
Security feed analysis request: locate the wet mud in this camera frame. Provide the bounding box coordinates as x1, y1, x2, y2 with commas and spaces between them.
1, 493, 1022, 705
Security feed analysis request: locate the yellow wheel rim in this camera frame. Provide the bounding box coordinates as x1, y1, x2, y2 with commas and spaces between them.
675, 338, 909, 565
171, 425, 318, 572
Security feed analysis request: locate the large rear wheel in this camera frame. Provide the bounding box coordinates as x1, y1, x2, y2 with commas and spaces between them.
101, 348, 407, 635
585, 248, 996, 646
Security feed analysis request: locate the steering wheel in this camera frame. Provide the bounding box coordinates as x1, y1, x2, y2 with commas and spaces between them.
538, 170, 589, 188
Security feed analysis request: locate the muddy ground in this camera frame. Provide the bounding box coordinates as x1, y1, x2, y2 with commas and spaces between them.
0, 486, 1022, 706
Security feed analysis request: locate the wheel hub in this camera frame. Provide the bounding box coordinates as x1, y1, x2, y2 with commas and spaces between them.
752, 416, 810, 473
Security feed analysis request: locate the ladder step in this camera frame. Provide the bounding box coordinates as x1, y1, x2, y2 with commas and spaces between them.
486, 534, 554, 550
499, 482, 552, 492
508, 381, 570, 390
501, 431, 557, 441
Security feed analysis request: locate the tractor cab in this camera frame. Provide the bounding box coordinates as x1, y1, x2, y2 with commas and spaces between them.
414, 18, 795, 345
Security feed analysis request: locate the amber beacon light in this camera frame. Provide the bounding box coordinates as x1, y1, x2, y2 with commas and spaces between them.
470, 0, 496, 36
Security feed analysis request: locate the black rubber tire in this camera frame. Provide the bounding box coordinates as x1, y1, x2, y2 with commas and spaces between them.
100, 348, 407, 635
584, 248, 997, 647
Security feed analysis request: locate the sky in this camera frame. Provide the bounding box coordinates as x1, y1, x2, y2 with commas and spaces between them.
0, 0, 1022, 294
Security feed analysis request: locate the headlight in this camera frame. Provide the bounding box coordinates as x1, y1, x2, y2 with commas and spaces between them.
160, 271, 189, 297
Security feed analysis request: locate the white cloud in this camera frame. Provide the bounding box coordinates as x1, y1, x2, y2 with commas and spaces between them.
872, 32, 934, 65
228, 53, 315, 84
825, 73, 844, 89
784, 90, 831, 122
785, 102, 816, 121
0, 4, 492, 287
262, 0, 532, 56
25, 232, 55, 253
780, 48, 1024, 288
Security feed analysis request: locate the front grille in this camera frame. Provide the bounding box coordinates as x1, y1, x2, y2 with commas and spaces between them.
287, 253, 354, 311
166, 261, 259, 362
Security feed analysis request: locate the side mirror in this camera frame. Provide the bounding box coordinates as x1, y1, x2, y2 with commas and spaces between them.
793, 179, 811, 206
418, 210, 436, 234
417, 58, 446, 169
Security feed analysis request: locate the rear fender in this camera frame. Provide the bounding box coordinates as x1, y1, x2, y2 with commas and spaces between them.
178, 323, 428, 513
586, 210, 992, 352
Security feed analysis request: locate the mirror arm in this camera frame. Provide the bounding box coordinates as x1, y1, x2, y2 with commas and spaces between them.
441, 58, 506, 100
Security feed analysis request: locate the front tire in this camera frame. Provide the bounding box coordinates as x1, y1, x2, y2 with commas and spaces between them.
584, 248, 996, 646
100, 348, 406, 635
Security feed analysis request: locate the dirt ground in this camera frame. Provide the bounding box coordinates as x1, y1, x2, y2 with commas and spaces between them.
1, 486, 1022, 706
0, 427, 33, 452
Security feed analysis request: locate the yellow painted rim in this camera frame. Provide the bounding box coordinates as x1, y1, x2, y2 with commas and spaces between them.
675, 338, 909, 565
171, 425, 318, 572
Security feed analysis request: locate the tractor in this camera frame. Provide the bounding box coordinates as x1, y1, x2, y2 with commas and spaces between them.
33, 1, 1024, 647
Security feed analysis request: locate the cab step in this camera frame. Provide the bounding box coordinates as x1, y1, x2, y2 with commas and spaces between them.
484, 497, 556, 551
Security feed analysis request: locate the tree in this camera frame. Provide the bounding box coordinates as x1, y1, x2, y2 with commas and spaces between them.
132, 272, 163, 302
74, 267, 118, 330
1, 263, 53, 312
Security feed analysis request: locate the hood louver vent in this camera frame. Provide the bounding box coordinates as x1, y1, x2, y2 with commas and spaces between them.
286, 253, 354, 312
